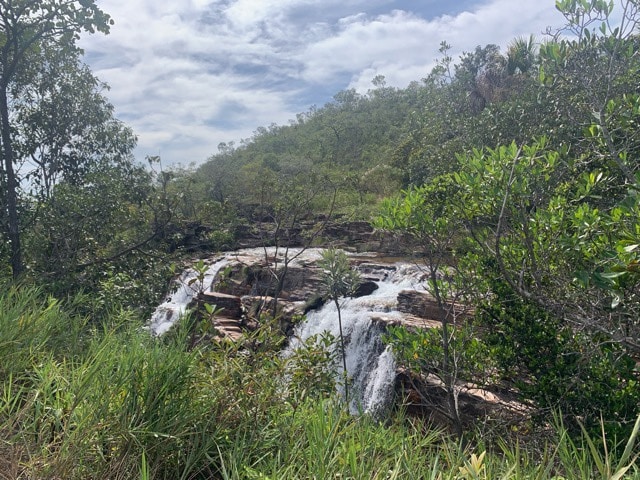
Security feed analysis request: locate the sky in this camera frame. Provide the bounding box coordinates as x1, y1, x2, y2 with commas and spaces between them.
79, 0, 565, 167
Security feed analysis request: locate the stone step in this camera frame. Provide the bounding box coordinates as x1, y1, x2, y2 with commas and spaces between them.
213, 330, 243, 341
224, 331, 243, 341
217, 326, 242, 334
214, 326, 242, 337
211, 315, 243, 341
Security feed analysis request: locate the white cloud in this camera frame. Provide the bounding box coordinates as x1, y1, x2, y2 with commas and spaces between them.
79, 0, 564, 166
299, 10, 436, 84
299, 2, 559, 90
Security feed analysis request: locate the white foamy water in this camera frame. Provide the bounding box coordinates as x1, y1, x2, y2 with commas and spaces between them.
287, 261, 427, 415
147, 257, 231, 336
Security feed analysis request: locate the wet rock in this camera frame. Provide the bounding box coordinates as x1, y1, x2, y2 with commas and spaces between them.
353, 280, 379, 298
303, 293, 326, 313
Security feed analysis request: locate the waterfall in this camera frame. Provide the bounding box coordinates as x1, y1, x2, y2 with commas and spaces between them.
287, 261, 427, 416
148, 248, 429, 417
147, 247, 320, 335
148, 256, 231, 336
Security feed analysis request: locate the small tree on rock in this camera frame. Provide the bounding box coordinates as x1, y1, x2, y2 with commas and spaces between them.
318, 248, 361, 407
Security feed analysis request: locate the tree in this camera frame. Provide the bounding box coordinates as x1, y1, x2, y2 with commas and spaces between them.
13, 41, 135, 201
318, 248, 361, 407
263, 169, 337, 319
375, 180, 479, 438
455, 44, 507, 113
0, 0, 113, 277
540, 0, 640, 185
506, 35, 537, 75
450, 136, 640, 436
26, 162, 168, 310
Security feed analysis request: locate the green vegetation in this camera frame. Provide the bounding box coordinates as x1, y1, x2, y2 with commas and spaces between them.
318, 248, 362, 406
1, 0, 640, 477
1, 286, 639, 478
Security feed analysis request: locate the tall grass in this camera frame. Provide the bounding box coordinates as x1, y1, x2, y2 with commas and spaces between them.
0, 284, 638, 479
0, 285, 223, 478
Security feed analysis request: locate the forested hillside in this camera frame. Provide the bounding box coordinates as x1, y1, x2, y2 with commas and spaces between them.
1, 0, 639, 478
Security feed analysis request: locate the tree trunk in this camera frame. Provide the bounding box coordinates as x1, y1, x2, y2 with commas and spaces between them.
335, 299, 349, 408
430, 267, 463, 438
271, 263, 288, 318
0, 85, 23, 278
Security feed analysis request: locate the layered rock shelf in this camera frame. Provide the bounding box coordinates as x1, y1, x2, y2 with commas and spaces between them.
184, 248, 453, 341
396, 290, 473, 322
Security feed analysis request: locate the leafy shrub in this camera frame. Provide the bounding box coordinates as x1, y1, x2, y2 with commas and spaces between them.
479, 274, 640, 441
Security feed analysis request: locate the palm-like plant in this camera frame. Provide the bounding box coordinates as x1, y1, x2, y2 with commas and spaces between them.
506, 35, 538, 75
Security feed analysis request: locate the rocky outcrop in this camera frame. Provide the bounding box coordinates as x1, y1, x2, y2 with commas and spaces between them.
186, 248, 470, 340
397, 290, 472, 321
232, 217, 405, 253
213, 262, 324, 301
240, 295, 303, 321
397, 290, 442, 320
322, 221, 377, 249
395, 369, 531, 434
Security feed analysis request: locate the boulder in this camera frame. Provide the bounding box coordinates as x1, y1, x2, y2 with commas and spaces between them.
397, 290, 472, 321
353, 280, 378, 298
397, 290, 442, 320
303, 294, 326, 313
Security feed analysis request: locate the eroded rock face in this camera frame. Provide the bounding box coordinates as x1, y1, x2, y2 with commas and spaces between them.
213, 262, 325, 301
395, 369, 531, 434
397, 290, 472, 321
232, 218, 405, 254
397, 290, 442, 320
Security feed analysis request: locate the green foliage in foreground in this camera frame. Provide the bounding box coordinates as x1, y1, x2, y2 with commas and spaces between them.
0, 285, 638, 479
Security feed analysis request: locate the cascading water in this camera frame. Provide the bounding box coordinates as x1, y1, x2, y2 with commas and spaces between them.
148, 248, 430, 417
147, 256, 231, 336
286, 261, 428, 416
147, 247, 318, 335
